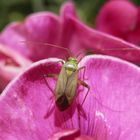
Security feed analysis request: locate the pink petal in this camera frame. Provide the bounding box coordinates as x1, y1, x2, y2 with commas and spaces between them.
60, 2, 78, 50
60, 2, 140, 64
0, 2, 79, 62
96, 0, 138, 38
23, 12, 63, 60
60, 2, 77, 19
0, 55, 140, 140
78, 55, 140, 139
0, 44, 32, 92
126, 26, 140, 45
69, 17, 140, 64
49, 129, 94, 140
0, 13, 63, 61
126, 7, 140, 45
0, 22, 29, 57
0, 58, 80, 139
1, 1, 140, 65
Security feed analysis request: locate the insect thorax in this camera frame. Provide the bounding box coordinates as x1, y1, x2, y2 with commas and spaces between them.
64, 57, 78, 76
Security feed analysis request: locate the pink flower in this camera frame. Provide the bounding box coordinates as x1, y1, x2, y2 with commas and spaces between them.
96, 0, 140, 45
0, 2, 140, 64
48, 129, 94, 140
126, 7, 140, 44
0, 2, 140, 140
0, 55, 140, 140
0, 43, 32, 92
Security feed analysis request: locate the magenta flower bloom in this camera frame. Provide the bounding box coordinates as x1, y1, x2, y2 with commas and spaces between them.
0, 55, 140, 140
96, 0, 140, 45
0, 43, 32, 92
126, 7, 140, 44
0, 2, 140, 64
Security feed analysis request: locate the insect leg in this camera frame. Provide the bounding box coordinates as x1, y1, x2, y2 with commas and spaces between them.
42, 74, 59, 119
41, 73, 58, 119
43, 73, 58, 78
43, 73, 58, 96
44, 96, 55, 119
43, 60, 65, 69
78, 80, 122, 113
77, 66, 87, 81
78, 80, 90, 106
41, 60, 64, 95
77, 66, 88, 95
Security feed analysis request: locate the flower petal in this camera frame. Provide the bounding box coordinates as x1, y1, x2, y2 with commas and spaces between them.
60, 2, 77, 19
0, 44, 32, 92
70, 17, 140, 64
1, 1, 139, 65
0, 13, 63, 61
0, 58, 80, 139
126, 7, 140, 45
0, 22, 29, 58
78, 55, 140, 140
59, 2, 89, 57
59, 2, 140, 64
23, 12, 63, 61
96, 0, 138, 38
48, 129, 94, 140
0, 55, 140, 140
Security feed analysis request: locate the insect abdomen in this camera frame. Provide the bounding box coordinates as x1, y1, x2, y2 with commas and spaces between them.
56, 95, 69, 111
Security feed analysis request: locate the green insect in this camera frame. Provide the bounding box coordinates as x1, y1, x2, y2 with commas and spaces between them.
25, 41, 90, 113
47, 57, 89, 111
40, 43, 90, 112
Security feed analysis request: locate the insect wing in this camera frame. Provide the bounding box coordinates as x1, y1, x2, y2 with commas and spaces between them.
65, 71, 78, 104
55, 66, 68, 100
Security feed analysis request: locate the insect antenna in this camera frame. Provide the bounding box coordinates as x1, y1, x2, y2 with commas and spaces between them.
98, 47, 140, 51
75, 50, 86, 63
20, 40, 73, 58
44, 96, 55, 119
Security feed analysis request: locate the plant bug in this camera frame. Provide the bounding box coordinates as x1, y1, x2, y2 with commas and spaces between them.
23, 41, 90, 114
49, 57, 89, 111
